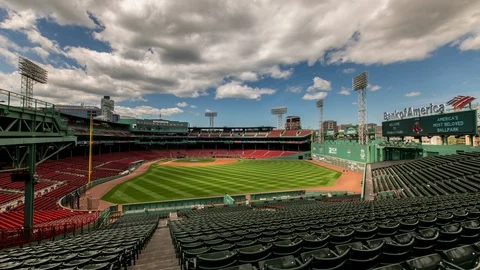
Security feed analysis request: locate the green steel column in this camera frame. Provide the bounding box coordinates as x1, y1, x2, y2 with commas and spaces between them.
24, 143, 36, 236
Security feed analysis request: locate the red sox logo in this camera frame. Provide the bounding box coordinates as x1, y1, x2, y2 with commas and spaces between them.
413, 121, 423, 134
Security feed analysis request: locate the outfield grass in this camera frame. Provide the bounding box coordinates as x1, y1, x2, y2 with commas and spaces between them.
102, 159, 341, 204
173, 158, 216, 163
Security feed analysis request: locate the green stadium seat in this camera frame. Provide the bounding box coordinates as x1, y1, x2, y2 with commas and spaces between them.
300, 247, 349, 270
258, 255, 312, 270
196, 250, 238, 270
301, 234, 329, 251
272, 239, 303, 258
237, 244, 272, 266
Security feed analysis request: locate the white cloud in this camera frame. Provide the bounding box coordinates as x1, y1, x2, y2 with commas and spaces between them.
215, 81, 275, 100
302, 92, 328, 101
286, 85, 302, 93
342, 68, 356, 74
307, 77, 332, 92
237, 71, 259, 82
405, 91, 421, 97
0, 9, 37, 30
352, 102, 358, 105
303, 77, 331, 100
339, 87, 351, 95
267, 66, 293, 79
114, 105, 183, 118
190, 105, 197, 108
0, 0, 480, 104
1, 1, 96, 28
205, 109, 212, 113
459, 35, 480, 51
176, 101, 188, 107
368, 84, 381, 92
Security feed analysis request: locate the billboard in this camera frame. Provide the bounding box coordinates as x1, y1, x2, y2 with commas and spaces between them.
382, 110, 477, 137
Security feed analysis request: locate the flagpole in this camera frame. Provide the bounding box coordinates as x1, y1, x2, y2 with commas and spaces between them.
88, 116, 93, 185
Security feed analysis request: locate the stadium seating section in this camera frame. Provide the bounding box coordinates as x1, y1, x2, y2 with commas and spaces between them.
187, 129, 312, 138
171, 193, 480, 270
2, 152, 480, 269
372, 152, 480, 198
69, 121, 133, 137
0, 214, 159, 269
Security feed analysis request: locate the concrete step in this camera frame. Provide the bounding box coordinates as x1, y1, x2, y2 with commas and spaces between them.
129, 220, 179, 270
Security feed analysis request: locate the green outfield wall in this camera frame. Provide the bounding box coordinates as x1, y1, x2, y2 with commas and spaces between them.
312, 141, 368, 163
311, 141, 368, 173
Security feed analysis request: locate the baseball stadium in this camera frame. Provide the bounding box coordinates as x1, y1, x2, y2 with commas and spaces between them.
2, 2, 480, 270
1, 82, 480, 270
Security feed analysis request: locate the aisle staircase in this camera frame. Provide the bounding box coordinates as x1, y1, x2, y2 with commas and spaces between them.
131, 220, 179, 270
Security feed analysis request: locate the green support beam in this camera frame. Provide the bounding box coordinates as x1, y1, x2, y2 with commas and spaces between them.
24, 143, 36, 240
0, 136, 76, 146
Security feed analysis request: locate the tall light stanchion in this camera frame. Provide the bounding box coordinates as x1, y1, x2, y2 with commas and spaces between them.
353, 72, 368, 146
205, 112, 217, 127
18, 56, 48, 108
271, 107, 287, 129
88, 116, 93, 185
316, 100, 324, 144
16, 56, 47, 239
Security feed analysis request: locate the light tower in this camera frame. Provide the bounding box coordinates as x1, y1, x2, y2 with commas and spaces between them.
205, 111, 217, 127
353, 71, 368, 145
18, 56, 48, 108
316, 99, 324, 143
271, 107, 287, 129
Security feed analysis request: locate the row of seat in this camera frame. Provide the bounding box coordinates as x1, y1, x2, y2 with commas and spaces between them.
169, 193, 480, 270
372, 152, 480, 198
180, 242, 480, 270
0, 213, 159, 269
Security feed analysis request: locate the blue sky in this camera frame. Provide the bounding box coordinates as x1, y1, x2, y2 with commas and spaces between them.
0, 1, 479, 128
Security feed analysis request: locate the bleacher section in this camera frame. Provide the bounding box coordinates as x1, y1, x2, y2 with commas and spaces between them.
186, 129, 312, 138
372, 152, 480, 198
171, 193, 480, 270
69, 121, 132, 137
282, 130, 298, 137
0, 214, 159, 268
267, 130, 283, 137
0, 150, 173, 231
297, 130, 312, 137
0, 210, 97, 230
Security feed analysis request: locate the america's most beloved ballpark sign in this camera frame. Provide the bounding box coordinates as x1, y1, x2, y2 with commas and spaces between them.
382, 110, 477, 136
383, 95, 476, 121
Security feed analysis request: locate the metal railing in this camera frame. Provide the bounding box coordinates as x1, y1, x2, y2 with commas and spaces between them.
0, 212, 99, 249
0, 88, 57, 112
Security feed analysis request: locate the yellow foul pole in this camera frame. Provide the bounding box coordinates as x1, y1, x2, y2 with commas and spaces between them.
88, 116, 93, 185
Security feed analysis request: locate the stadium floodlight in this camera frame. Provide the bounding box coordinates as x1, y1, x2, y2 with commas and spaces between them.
316, 100, 324, 144
205, 112, 217, 127
271, 107, 287, 129
18, 56, 48, 108
353, 72, 368, 145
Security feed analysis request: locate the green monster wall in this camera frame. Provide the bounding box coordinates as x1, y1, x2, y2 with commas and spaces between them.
311, 141, 367, 173
312, 142, 368, 162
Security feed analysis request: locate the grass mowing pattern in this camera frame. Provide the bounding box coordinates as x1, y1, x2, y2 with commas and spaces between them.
173, 158, 216, 163
102, 160, 341, 204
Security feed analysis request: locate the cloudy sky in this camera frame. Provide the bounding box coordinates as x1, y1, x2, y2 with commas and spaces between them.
0, 0, 479, 128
